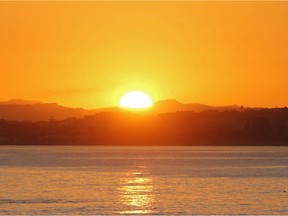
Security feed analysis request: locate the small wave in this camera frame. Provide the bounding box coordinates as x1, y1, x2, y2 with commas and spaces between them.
0, 198, 57, 204
0, 198, 92, 205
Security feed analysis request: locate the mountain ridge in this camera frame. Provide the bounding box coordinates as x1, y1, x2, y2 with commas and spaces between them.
0, 99, 42, 105
0, 99, 241, 121
152, 99, 240, 113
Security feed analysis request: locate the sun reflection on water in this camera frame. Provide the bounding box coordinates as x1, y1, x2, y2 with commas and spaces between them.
118, 166, 154, 214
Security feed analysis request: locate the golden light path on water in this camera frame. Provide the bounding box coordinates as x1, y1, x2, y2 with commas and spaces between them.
117, 165, 154, 214
1, 146, 288, 215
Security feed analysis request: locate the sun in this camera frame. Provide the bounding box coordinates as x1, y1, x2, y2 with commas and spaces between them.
120, 91, 152, 108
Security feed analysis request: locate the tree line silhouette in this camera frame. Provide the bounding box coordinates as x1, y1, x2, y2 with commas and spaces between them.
0, 108, 288, 145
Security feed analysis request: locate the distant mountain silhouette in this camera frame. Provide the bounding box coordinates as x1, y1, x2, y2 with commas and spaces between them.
0, 103, 97, 121
151, 99, 240, 113
0, 99, 240, 121
0, 99, 42, 105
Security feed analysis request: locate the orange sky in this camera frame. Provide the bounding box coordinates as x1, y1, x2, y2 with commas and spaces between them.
0, 2, 287, 108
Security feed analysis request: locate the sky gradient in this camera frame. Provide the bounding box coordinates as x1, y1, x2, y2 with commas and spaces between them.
1, 2, 287, 108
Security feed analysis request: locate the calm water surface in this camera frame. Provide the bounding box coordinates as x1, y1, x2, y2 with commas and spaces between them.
0, 145, 288, 215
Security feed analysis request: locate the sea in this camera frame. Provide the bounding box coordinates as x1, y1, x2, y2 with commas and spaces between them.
0, 145, 288, 215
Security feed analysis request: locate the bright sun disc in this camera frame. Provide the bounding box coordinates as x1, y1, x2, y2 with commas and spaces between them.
120, 91, 152, 108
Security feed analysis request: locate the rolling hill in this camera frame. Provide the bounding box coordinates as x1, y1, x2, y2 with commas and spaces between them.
0, 99, 240, 121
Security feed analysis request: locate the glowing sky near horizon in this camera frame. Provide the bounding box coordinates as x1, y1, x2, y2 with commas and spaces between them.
0, 2, 288, 108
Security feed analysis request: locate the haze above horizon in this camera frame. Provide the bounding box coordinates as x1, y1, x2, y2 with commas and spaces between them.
1, 2, 287, 109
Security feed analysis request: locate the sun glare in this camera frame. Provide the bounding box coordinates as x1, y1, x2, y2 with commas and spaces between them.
120, 91, 152, 108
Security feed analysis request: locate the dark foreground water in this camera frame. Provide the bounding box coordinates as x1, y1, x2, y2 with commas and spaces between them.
0, 145, 288, 215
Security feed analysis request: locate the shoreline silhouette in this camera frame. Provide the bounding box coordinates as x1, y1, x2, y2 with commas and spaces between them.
0, 107, 287, 146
